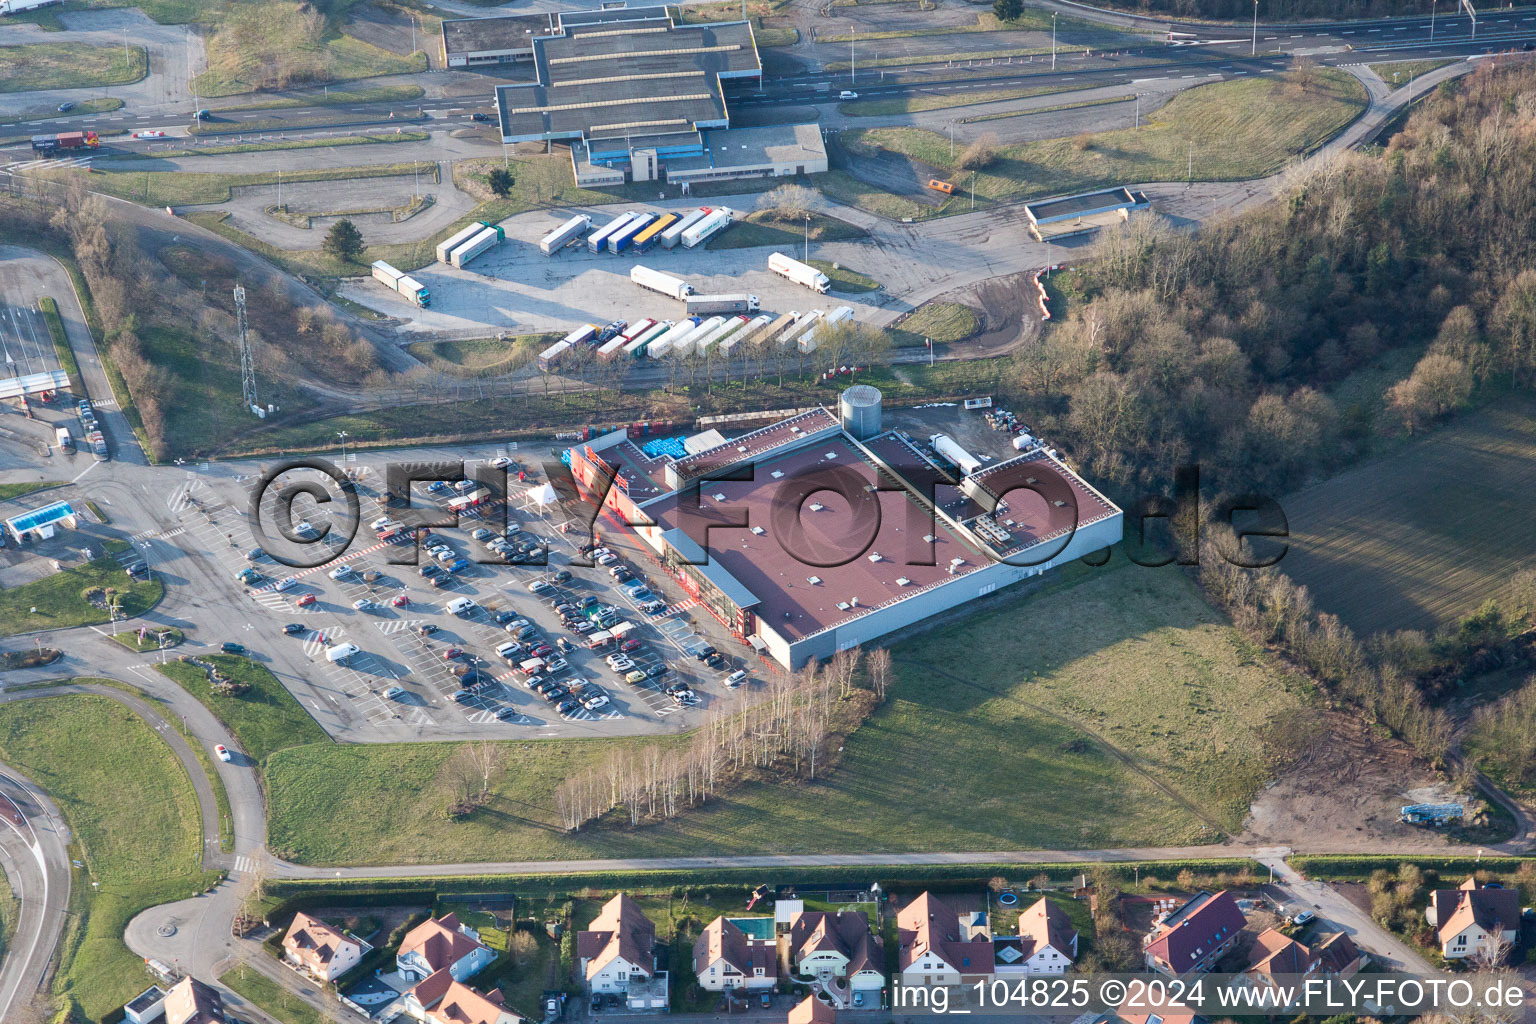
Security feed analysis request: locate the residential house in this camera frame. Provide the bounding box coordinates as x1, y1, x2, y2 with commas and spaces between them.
897, 892, 994, 987
424, 980, 521, 1024
787, 995, 838, 1024
163, 977, 225, 1024
1116, 996, 1202, 1024
1428, 878, 1520, 962
1143, 891, 1246, 977
786, 907, 885, 1002
993, 897, 1077, 975
282, 911, 366, 982
1312, 932, 1368, 978
1243, 928, 1321, 991
693, 917, 778, 992
577, 893, 667, 1008
398, 913, 496, 983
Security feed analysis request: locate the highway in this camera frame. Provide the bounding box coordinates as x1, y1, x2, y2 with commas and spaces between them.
0, 769, 71, 1024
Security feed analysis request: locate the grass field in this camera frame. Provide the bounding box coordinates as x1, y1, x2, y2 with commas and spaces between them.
405, 335, 553, 378
0, 540, 162, 637
0, 694, 216, 1020
209, 82, 423, 112
1279, 394, 1536, 636
1367, 58, 1458, 85
111, 626, 183, 652
962, 95, 1132, 124
847, 69, 1365, 214
192, 1, 425, 97
708, 210, 867, 251
264, 561, 1293, 865
42, 160, 438, 208
144, 129, 429, 159
890, 300, 981, 347
157, 655, 329, 766
3, 97, 122, 124
0, 42, 145, 93
0, 480, 61, 501
840, 81, 1094, 118
221, 964, 330, 1024
808, 259, 880, 293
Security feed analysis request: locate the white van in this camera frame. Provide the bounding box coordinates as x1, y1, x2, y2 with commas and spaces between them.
325, 642, 361, 665
839, 90, 858, 99
446, 596, 477, 615
496, 641, 521, 661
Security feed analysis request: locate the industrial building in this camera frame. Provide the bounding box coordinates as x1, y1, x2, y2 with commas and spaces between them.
488, 4, 824, 187
1024, 186, 1151, 241
440, 13, 561, 68
566, 387, 1123, 668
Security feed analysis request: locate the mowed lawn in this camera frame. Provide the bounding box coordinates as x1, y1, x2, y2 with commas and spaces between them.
850, 69, 1365, 206
157, 655, 329, 766
0, 541, 162, 637
266, 561, 1294, 865
0, 694, 216, 1020
1279, 395, 1536, 635
0, 42, 146, 93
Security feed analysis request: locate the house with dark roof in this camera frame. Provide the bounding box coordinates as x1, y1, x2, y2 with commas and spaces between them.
1143, 891, 1246, 977
1427, 878, 1520, 961
897, 892, 994, 987
1312, 931, 1368, 977
163, 977, 225, 1024
577, 894, 667, 1008
282, 911, 367, 981
1243, 926, 1367, 991
398, 913, 496, 983
693, 917, 778, 992
993, 897, 1078, 975
786, 908, 885, 1005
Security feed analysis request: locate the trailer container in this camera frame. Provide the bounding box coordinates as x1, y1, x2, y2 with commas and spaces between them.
629, 265, 694, 301
779, 310, 822, 349
539, 214, 592, 256
665, 316, 723, 359
596, 336, 629, 360
930, 433, 983, 476
2, 0, 63, 14
659, 208, 709, 249
692, 315, 747, 357
562, 324, 599, 348
450, 225, 502, 269
685, 293, 759, 316
755, 311, 800, 347
618, 318, 657, 345
768, 251, 831, 293
370, 260, 430, 306
720, 313, 774, 354
538, 340, 572, 371
636, 318, 697, 359
587, 212, 639, 254
436, 222, 487, 264
632, 213, 677, 253
681, 206, 734, 248
607, 212, 656, 254
620, 320, 671, 359
797, 305, 853, 354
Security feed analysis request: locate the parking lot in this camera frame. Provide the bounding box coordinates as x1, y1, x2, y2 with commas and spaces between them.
151, 446, 761, 742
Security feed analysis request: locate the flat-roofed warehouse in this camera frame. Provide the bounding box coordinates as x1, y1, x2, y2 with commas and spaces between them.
489, 4, 823, 186
1024, 186, 1151, 241
440, 13, 562, 67
566, 391, 1123, 669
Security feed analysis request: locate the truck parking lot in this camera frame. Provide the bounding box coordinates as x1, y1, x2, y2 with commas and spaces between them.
155, 447, 755, 743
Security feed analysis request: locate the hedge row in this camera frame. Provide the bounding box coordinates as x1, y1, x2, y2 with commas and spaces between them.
1293, 854, 1536, 881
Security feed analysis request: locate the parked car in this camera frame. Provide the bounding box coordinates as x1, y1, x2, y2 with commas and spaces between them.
529, 579, 553, 594
504, 618, 531, 634
724, 670, 748, 688
431, 575, 454, 588
552, 569, 572, 583
694, 645, 718, 661
495, 705, 519, 720
620, 639, 643, 653
645, 664, 668, 678
625, 669, 647, 685
557, 698, 582, 718
443, 647, 465, 660
275, 576, 298, 592
1290, 910, 1315, 927
447, 558, 471, 574
246, 547, 265, 561
282, 622, 306, 635
529, 643, 554, 658
392, 594, 410, 607
220, 642, 245, 654
427, 481, 450, 494
329, 564, 353, 579
352, 598, 375, 611
417, 623, 438, 635
451, 689, 474, 704
447, 596, 477, 615
582, 692, 610, 711
383, 686, 406, 700
295, 593, 317, 607
570, 620, 595, 635
545, 656, 568, 672
705, 652, 727, 669
608, 657, 636, 673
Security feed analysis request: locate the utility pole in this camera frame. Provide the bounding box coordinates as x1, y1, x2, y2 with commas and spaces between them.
804, 214, 810, 262
411, 14, 418, 59
337, 430, 349, 460
276, 169, 282, 211
1051, 13, 1057, 70
1431, 0, 1437, 40
1251, 0, 1258, 56
970, 171, 975, 210
851, 27, 855, 86
1135, 93, 1140, 128
948, 121, 954, 160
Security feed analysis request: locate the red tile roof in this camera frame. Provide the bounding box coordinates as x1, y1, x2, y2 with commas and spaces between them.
164, 977, 224, 1024
1432, 878, 1520, 944
897, 892, 993, 975
1016, 897, 1076, 961
788, 910, 882, 977
580, 894, 656, 980
1245, 928, 1318, 977
1143, 891, 1245, 974
409, 968, 457, 1010
428, 981, 511, 1024
283, 911, 359, 973
694, 917, 778, 979
787, 995, 837, 1024
400, 914, 490, 975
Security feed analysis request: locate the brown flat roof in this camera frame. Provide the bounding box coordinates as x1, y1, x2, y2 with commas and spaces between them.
599, 439, 672, 502
648, 432, 997, 642
966, 451, 1118, 557
667, 407, 840, 484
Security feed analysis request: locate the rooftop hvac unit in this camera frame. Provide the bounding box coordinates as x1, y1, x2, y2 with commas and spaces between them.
806, 576, 821, 585
896, 577, 911, 586
867, 552, 882, 562
808, 502, 824, 512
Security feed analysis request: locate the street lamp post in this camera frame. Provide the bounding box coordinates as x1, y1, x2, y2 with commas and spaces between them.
804, 214, 810, 263
1431, 0, 1437, 40
948, 121, 954, 160
337, 430, 349, 460
1252, 0, 1259, 56
1051, 13, 1058, 71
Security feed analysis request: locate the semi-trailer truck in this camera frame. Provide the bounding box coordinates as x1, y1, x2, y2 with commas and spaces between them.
562, 324, 599, 348
720, 314, 774, 354
636, 318, 697, 359
779, 310, 822, 349
370, 260, 430, 306
769, 251, 831, 293
450, 224, 503, 269
797, 305, 853, 353
588, 212, 639, 254
659, 208, 708, 249
632, 213, 677, 253
692, 316, 748, 357
2, 0, 63, 14
538, 339, 571, 371
685, 293, 759, 316
755, 311, 801, 347
436, 222, 486, 264
665, 316, 723, 359
681, 206, 734, 248
539, 214, 591, 256
607, 213, 656, 254
629, 265, 694, 301
31, 130, 99, 153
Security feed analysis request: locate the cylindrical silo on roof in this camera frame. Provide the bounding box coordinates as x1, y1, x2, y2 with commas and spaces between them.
839, 384, 883, 440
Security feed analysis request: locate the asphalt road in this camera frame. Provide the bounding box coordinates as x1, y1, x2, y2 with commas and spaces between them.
0, 767, 71, 1024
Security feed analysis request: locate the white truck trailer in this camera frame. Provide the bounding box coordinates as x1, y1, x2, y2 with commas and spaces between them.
538, 340, 572, 371
637, 318, 697, 359
370, 260, 430, 306
623, 320, 673, 358
769, 251, 831, 293
659, 208, 709, 249
660, 317, 723, 359
436, 222, 486, 264
539, 214, 592, 256
450, 224, 504, 269
680, 206, 734, 248
684, 293, 759, 316
797, 305, 853, 353
587, 212, 639, 254
691, 316, 747, 357
629, 265, 694, 301
720, 314, 775, 355
0, 0, 61, 14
